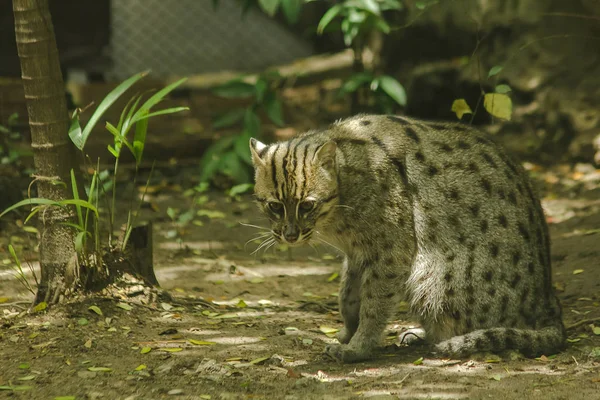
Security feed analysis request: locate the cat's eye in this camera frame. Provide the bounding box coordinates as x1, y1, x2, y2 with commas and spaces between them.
267, 201, 283, 213
299, 200, 316, 212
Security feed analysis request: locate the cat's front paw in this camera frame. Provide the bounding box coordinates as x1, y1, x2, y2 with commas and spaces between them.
336, 327, 354, 344
324, 343, 370, 363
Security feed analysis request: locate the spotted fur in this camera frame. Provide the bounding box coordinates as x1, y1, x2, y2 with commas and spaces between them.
249, 114, 565, 362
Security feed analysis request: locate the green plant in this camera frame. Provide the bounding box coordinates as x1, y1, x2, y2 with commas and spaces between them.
1, 72, 188, 267
8, 244, 36, 295
316, 0, 408, 113
0, 113, 29, 166
200, 72, 284, 185
451, 66, 513, 123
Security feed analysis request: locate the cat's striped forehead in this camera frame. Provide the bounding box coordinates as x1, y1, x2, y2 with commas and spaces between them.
256, 139, 322, 201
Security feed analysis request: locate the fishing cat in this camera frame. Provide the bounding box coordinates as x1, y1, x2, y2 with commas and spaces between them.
249, 114, 565, 363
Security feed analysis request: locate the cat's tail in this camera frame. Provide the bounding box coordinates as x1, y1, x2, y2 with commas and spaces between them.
434, 324, 566, 357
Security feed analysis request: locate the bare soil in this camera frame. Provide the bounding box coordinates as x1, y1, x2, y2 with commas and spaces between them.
1, 163, 599, 400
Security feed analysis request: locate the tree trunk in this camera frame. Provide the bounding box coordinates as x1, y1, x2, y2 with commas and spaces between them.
13, 0, 79, 305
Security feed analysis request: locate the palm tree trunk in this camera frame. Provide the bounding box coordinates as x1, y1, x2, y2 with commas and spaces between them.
13, 0, 79, 305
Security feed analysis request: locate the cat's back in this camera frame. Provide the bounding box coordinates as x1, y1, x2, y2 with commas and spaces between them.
342, 115, 557, 330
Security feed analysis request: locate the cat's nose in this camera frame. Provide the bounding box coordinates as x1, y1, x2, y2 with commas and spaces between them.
284, 227, 299, 243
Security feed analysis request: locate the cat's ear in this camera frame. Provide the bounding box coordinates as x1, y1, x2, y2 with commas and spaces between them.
249, 138, 267, 167
313, 140, 337, 172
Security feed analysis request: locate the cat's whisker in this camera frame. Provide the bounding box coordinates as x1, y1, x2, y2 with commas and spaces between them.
308, 241, 320, 256
239, 222, 271, 231
315, 232, 345, 255
251, 237, 276, 255
244, 232, 272, 250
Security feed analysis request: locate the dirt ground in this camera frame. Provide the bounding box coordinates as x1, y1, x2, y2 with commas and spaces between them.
1, 161, 599, 400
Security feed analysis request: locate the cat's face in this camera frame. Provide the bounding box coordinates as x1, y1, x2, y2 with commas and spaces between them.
249, 137, 339, 246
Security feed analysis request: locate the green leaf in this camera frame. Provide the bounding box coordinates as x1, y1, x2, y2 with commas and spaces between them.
0, 198, 60, 219
213, 109, 246, 129
379, 75, 407, 106
413, 357, 424, 365
120, 94, 144, 137
483, 93, 512, 120
74, 231, 87, 253
117, 302, 133, 311
339, 72, 373, 94
68, 112, 82, 150
107, 145, 119, 158
132, 107, 189, 124
72, 71, 148, 150
88, 305, 103, 316
243, 109, 262, 136
451, 99, 473, 120
281, 0, 302, 24
0, 386, 32, 391
372, 15, 391, 34
188, 339, 217, 346
133, 111, 149, 166
495, 84, 512, 94
229, 183, 254, 197
140, 346, 152, 354
317, 4, 343, 35
592, 325, 600, 335
87, 367, 112, 372
234, 133, 253, 166
264, 94, 284, 126
213, 80, 256, 99
258, 0, 280, 16
60, 199, 99, 218
131, 78, 188, 124
488, 65, 503, 78
221, 152, 252, 184
32, 302, 47, 313
70, 169, 83, 229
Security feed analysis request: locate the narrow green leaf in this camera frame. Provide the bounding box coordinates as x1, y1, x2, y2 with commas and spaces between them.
70, 169, 83, 229
0, 385, 32, 391
0, 198, 60, 218
107, 145, 119, 158
60, 199, 99, 218
87, 366, 112, 372
74, 71, 148, 150
243, 108, 262, 136
131, 78, 188, 124
258, 0, 280, 16
133, 111, 149, 166
317, 4, 342, 35
132, 107, 188, 124
120, 94, 144, 137
378, 75, 407, 106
